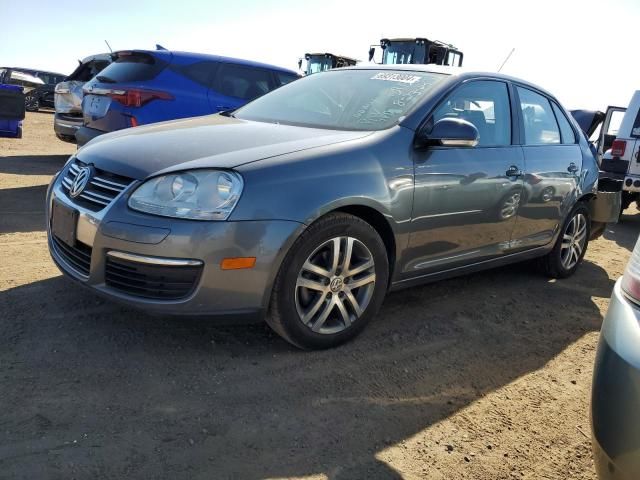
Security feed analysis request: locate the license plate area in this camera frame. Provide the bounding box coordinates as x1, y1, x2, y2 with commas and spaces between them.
51, 200, 78, 247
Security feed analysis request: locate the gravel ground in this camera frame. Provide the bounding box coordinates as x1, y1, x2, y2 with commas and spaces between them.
1, 112, 637, 479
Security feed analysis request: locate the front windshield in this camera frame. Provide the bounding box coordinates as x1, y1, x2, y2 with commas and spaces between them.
234, 69, 447, 131
307, 56, 333, 74
383, 42, 426, 65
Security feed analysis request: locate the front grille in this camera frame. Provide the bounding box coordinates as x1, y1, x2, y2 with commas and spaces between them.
52, 235, 92, 277
105, 256, 202, 300
60, 159, 133, 212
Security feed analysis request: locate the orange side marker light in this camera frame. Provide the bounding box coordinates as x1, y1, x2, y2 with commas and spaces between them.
220, 257, 256, 270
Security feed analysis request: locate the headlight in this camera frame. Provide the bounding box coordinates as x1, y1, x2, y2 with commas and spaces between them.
128, 169, 243, 220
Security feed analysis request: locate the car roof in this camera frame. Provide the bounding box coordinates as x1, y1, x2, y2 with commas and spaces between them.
124, 50, 299, 75
80, 53, 112, 64
341, 63, 559, 102
305, 53, 358, 62
7, 68, 66, 77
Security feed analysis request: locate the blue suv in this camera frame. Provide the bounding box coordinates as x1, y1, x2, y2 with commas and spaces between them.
76, 50, 299, 146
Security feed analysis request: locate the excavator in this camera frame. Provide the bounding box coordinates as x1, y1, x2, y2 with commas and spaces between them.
298, 53, 357, 75
368, 37, 463, 67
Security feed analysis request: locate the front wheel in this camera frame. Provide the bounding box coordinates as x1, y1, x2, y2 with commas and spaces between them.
267, 213, 389, 349
540, 203, 590, 278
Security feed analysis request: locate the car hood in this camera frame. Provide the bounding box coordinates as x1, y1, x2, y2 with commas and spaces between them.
77, 114, 372, 180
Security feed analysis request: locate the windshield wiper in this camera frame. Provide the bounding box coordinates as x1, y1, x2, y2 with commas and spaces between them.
96, 75, 117, 84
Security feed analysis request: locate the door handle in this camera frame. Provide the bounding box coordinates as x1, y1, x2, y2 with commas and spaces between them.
567, 162, 578, 173
505, 166, 523, 177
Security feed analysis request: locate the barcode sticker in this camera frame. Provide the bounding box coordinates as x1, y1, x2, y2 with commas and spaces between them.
370, 73, 422, 84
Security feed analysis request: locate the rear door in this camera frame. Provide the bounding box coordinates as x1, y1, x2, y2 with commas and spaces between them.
511, 86, 581, 248
598, 106, 626, 162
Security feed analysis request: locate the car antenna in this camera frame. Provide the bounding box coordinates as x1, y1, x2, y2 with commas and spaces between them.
497, 48, 515, 72
104, 40, 113, 53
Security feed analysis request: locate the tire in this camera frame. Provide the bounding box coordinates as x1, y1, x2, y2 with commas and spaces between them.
267, 212, 389, 349
540, 203, 590, 279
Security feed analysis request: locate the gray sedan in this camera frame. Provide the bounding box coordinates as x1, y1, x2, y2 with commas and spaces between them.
47, 65, 606, 349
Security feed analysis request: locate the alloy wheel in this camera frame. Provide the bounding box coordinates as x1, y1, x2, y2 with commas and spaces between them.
295, 236, 376, 334
560, 212, 587, 269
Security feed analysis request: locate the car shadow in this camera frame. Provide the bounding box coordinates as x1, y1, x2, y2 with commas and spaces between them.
0, 184, 48, 234
0, 154, 68, 176
0, 255, 612, 479
604, 208, 640, 252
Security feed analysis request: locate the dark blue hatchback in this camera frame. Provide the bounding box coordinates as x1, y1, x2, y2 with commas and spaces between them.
76, 50, 299, 146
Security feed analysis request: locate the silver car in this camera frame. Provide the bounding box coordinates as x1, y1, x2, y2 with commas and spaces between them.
591, 235, 640, 479
46, 65, 614, 349
54, 53, 111, 143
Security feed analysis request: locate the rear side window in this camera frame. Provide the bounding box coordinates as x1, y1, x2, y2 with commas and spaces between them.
69, 60, 111, 82
97, 52, 167, 83
275, 72, 299, 86
551, 103, 576, 144
633, 111, 640, 138
517, 87, 560, 145
173, 61, 218, 88
216, 64, 273, 100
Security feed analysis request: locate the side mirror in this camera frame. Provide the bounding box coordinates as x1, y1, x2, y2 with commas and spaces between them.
417, 118, 479, 148
368, 47, 375, 62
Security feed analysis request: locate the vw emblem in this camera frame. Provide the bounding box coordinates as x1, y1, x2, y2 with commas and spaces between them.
69, 166, 93, 198
329, 277, 344, 293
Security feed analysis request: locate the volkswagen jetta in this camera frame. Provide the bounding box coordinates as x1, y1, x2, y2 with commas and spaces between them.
47, 65, 608, 349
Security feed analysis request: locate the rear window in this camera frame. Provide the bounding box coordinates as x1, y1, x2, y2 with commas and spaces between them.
633, 111, 640, 138
96, 52, 167, 83
68, 60, 111, 82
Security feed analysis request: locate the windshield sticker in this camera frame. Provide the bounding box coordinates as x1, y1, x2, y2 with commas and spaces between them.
370, 72, 422, 84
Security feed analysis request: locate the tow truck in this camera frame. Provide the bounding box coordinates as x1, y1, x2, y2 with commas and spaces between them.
368, 37, 463, 66
298, 53, 357, 75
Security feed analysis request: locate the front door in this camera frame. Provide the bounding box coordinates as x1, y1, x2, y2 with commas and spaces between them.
511, 86, 581, 248
405, 80, 524, 276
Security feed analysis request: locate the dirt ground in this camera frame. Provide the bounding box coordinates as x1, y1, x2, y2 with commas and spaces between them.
0, 112, 637, 479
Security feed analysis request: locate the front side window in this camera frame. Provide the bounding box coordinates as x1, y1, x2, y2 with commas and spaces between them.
234, 69, 447, 131
217, 64, 272, 100
432, 80, 512, 146
517, 87, 560, 145
551, 103, 576, 144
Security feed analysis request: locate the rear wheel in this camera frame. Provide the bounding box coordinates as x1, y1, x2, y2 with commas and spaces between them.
540, 203, 590, 278
267, 213, 389, 349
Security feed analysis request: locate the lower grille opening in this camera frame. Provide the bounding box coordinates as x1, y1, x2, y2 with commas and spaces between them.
105, 256, 202, 300
52, 235, 92, 277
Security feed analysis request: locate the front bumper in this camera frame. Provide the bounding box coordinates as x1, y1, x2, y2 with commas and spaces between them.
591, 280, 640, 479
46, 165, 305, 318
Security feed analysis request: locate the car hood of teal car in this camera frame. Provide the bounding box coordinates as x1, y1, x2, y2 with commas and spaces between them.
76, 113, 373, 180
